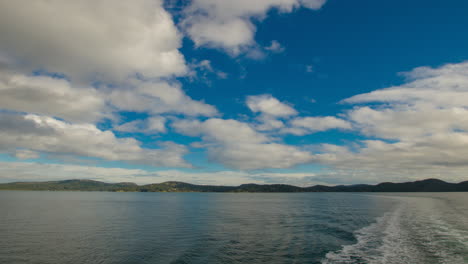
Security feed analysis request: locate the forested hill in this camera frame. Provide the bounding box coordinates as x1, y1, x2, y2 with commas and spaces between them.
0, 178, 467, 192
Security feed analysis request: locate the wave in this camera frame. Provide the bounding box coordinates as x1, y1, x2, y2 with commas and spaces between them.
322, 195, 468, 264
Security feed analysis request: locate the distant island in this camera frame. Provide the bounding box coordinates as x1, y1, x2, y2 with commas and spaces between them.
0, 178, 467, 192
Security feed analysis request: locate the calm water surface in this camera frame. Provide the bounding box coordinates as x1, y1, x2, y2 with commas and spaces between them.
0, 192, 467, 264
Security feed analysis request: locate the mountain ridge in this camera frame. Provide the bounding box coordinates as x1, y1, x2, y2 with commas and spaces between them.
0, 178, 467, 192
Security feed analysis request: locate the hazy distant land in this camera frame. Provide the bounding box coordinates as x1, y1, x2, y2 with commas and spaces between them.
0, 178, 467, 192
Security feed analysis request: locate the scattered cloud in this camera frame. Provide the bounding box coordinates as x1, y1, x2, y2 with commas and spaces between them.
0, 113, 191, 168
313, 137, 468, 184
114, 116, 167, 134
286, 116, 351, 135
343, 62, 468, 109
265, 40, 285, 53
0, 161, 328, 186
0, 68, 217, 123
108, 79, 218, 117
254, 115, 286, 131
173, 118, 314, 170
0, 1, 218, 122
1, 1, 467, 185
188, 59, 228, 82
314, 61, 468, 183
181, 0, 327, 55
0, 0, 186, 82
0, 69, 108, 123
344, 61, 468, 140
245, 95, 349, 136
247, 94, 297, 117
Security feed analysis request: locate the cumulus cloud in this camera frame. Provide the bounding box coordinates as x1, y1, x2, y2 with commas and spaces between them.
264, 40, 285, 53
314, 136, 468, 184
343, 61, 468, 108
347, 106, 468, 140
181, 0, 327, 54
0, 69, 107, 122
287, 116, 351, 135
173, 118, 313, 170
315, 61, 468, 183
245, 95, 349, 135
0, 113, 191, 168
254, 115, 287, 131
345, 61, 468, 140
247, 94, 297, 117
0, 1, 218, 121
108, 79, 218, 117
246, 95, 294, 132
114, 116, 167, 134
0, 0, 186, 82
4, 0, 468, 185
0, 68, 216, 123
188, 59, 228, 81
0, 0, 224, 173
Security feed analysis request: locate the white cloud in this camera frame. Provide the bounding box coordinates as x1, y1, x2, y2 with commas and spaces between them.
255, 115, 286, 131
247, 94, 297, 117
314, 136, 468, 184
0, 113, 191, 168
0, 1, 218, 123
245, 95, 349, 135
173, 118, 268, 143
0, 0, 186, 82
184, 18, 255, 55
14, 149, 40, 160
0, 162, 151, 184
343, 61, 468, 108
0, 68, 216, 123
265, 40, 285, 53
181, 0, 327, 55
188, 59, 228, 81
344, 61, 468, 140
173, 118, 313, 170
315, 61, 468, 183
0, 69, 107, 123
109, 79, 218, 117
347, 106, 468, 140
287, 116, 351, 135
0, 161, 327, 186
114, 116, 167, 134
139, 169, 320, 186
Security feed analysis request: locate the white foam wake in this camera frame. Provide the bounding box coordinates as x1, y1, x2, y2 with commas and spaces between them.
322, 195, 468, 264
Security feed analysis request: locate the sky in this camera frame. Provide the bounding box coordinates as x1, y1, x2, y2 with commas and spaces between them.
1, 0, 468, 186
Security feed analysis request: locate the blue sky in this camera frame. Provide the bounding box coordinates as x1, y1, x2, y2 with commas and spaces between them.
0, 0, 468, 185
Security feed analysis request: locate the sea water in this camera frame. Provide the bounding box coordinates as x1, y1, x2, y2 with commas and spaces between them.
0, 191, 466, 263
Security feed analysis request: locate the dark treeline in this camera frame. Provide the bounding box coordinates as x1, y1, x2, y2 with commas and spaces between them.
0, 178, 467, 192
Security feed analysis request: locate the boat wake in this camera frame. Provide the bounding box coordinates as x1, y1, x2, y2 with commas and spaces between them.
322, 195, 468, 264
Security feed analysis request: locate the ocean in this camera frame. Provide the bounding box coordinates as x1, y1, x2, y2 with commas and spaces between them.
0, 191, 466, 263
